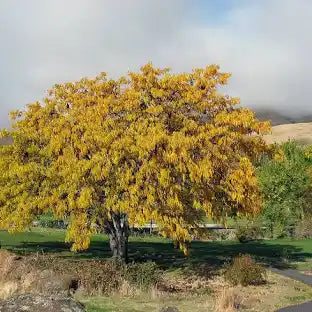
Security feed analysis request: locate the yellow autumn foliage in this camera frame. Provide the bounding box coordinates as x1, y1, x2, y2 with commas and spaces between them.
0, 63, 272, 253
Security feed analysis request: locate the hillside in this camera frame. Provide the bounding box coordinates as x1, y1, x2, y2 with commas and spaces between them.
264, 122, 312, 145
255, 109, 312, 126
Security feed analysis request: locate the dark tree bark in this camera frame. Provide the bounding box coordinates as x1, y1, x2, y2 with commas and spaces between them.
105, 211, 130, 262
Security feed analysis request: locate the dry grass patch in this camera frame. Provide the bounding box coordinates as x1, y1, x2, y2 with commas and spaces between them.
264, 122, 312, 144
210, 271, 312, 312
214, 287, 241, 312
79, 268, 312, 311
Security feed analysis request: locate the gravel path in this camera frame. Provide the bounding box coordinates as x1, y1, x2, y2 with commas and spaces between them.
270, 268, 312, 286
272, 268, 312, 312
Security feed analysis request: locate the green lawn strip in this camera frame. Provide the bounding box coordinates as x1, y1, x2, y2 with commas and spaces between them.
1, 228, 312, 269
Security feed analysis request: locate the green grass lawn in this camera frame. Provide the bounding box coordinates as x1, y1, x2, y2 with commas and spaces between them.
1, 227, 312, 270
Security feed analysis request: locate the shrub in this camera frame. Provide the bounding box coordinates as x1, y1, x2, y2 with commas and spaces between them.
123, 261, 161, 289
30, 256, 123, 295
28, 256, 162, 295
235, 222, 264, 243
76, 259, 123, 295
224, 255, 266, 286
295, 215, 312, 239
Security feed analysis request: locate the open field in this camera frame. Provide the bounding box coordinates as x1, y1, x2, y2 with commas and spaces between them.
1, 228, 312, 311
264, 122, 312, 145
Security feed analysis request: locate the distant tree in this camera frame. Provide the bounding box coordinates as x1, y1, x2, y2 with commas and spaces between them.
0, 64, 272, 260
258, 141, 312, 238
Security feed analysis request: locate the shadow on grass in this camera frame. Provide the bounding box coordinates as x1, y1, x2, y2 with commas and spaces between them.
128, 240, 312, 271
4, 237, 312, 272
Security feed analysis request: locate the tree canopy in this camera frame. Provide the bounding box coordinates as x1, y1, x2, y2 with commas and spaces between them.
0, 63, 272, 258
258, 141, 312, 237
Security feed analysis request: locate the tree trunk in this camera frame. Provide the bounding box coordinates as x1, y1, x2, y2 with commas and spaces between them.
105, 211, 129, 262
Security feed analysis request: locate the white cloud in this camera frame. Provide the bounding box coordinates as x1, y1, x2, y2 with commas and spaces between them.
1, 0, 312, 127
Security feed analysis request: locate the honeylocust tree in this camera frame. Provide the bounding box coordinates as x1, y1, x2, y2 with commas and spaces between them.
0, 64, 272, 260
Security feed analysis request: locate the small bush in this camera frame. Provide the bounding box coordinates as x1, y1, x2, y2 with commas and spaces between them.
295, 216, 312, 239
235, 222, 264, 243
76, 259, 123, 295
224, 255, 266, 286
123, 261, 161, 289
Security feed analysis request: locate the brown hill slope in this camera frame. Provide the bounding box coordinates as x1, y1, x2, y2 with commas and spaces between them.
255, 109, 312, 126
264, 123, 312, 144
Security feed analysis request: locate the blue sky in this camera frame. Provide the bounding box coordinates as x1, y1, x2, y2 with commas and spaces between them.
1, 0, 312, 127
195, 0, 240, 23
